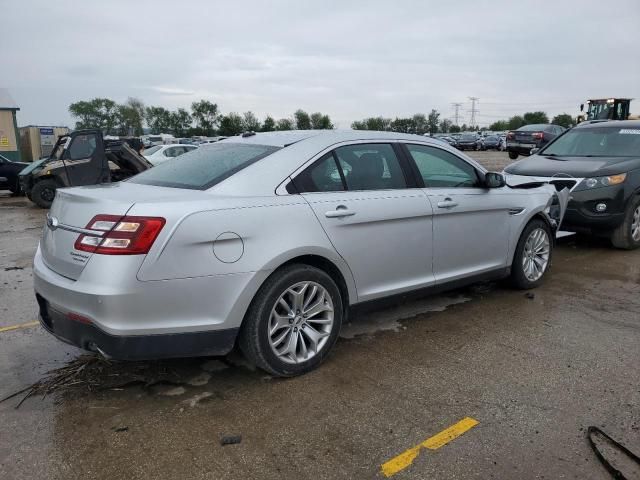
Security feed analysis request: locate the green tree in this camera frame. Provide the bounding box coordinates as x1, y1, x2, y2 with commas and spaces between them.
145, 106, 173, 134
551, 113, 574, 128
449, 124, 461, 133
242, 111, 261, 132
351, 117, 391, 131
412, 114, 428, 134
439, 118, 452, 133
169, 108, 192, 136
507, 116, 525, 130
115, 97, 145, 136
390, 117, 415, 133
261, 115, 276, 132
218, 113, 245, 136
191, 100, 220, 135
69, 98, 119, 133
294, 109, 311, 130
523, 111, 549, 125
310, 112, 333, 129
427, 109, 440, 135
276, 118, 294, 130
489, 120, 509, 131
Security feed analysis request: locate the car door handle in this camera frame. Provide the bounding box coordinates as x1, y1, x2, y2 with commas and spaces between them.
325, 206, 356, 218
437, 199, 458, 209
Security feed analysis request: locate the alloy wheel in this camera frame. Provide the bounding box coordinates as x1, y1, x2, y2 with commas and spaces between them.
268, 281, 334, 364
632, 206, 640, 242
522, 228, 550, 282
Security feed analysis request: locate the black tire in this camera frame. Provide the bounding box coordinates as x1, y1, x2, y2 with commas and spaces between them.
610, 195, 640, 250
508, 151, 518, 160
238, 264, 343, 377
510, 219, 553, 289
31, 179, 57, 209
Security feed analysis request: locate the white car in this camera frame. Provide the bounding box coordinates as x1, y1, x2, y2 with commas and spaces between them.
143, 144, 198, 165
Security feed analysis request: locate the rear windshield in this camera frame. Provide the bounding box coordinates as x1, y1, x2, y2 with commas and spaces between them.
461, 134, 477, 140
143, 145, 162, 155
518, 124, 547, 131
129, 142, 280, 190
541, 127, 640, 157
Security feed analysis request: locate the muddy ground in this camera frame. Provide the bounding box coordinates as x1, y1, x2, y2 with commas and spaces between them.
1, 151, 639, 479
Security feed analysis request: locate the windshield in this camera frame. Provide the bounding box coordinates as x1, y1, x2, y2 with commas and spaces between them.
143, 145, 163, 155
129, 142, 280, 190
50, 138, 68, 160
541, 127, 640, 157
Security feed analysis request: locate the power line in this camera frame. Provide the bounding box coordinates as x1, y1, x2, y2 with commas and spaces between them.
451, 103, 462, 126
468, 97, 479, 128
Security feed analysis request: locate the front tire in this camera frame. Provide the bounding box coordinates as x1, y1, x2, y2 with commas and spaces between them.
510, 219, 553, 289
31, 179, 57, 209
508, 151, 518, 160
239, 264, 343, 377
610, 196, 640, 250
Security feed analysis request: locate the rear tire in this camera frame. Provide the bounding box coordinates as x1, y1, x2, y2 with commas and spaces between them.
31, 179, 57, 209
239, 264, 343, 377
510, 219, 553, 289
508, 151, 518, 160
610, 196, 640, 250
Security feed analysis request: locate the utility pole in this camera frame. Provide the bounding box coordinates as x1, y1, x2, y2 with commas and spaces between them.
451, 103, 462, 126
469, 97, 479, 129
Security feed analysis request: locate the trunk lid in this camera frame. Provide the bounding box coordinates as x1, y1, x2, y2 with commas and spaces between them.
40, 182, 205, 280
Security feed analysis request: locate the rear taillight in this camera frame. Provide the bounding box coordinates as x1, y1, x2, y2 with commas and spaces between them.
507, 132, 515, 139
74, 214, 166, 255
532, 132, 544, 140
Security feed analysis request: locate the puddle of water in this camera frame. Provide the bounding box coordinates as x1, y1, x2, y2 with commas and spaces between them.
340, 294, 470, 339
183, 391, 214, 407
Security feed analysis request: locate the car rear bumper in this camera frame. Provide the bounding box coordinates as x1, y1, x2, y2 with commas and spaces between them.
506, 144, 537, 155
37, 294, 238, 360
33, 245, 268, 359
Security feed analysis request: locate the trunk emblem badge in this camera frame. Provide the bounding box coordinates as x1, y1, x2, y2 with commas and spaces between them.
46, 214, 59, 231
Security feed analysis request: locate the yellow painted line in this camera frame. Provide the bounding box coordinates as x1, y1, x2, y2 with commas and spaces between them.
381, 417, 479, 477
0, 321, 40, 333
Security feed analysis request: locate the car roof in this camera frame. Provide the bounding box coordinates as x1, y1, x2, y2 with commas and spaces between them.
212, 129, 485, 196
574, 119, 640, 129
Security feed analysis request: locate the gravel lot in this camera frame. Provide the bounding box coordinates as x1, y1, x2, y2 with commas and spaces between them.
1, 156, 639, 479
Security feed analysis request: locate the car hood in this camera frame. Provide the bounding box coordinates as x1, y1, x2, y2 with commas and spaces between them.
19, 158, 48, 176
504, 154, 640, 177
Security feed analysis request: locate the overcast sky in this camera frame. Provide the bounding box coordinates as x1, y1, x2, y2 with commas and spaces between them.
4, 0, 640, 129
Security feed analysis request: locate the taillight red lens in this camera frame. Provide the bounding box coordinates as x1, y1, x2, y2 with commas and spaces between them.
74, 215, 166, 255
532, 132, 544, 140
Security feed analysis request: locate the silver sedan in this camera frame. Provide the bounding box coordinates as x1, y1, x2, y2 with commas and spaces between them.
34, 130, 566, 376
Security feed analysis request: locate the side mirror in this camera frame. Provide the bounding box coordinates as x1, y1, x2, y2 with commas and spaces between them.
484, 172, 506, 188
530, 147, 540, 155
580, 104, 584, 112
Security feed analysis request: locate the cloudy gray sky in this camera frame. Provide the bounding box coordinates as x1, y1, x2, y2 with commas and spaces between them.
4, 0, 640, 128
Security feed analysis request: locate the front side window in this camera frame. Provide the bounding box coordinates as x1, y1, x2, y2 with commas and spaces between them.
129, 142, 280, 190
407, 144, 479, 188
68, 134, 97, 160
334, 143, 406, 191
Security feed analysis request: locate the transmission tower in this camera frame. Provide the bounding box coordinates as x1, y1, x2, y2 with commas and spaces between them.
469, 97, 479, 128
451, 103, 462, 126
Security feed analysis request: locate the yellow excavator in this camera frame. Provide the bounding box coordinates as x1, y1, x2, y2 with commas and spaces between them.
577, 98, 639, 123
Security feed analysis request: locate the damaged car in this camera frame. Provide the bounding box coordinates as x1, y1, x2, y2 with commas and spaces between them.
19, 129, 152, 208
505, 120, 640, 249
33, 130, 567, 376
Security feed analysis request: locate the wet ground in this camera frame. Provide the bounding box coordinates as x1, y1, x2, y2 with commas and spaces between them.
1, 162, 639, 479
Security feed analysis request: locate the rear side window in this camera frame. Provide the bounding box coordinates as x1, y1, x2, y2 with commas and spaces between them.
130, 143, 280, 190
334, 144, 407, 191
293, 153, 344, 192
407, 144, 479, 188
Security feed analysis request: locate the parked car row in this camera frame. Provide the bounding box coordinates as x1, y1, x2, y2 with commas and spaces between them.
506, 124, 565, 159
